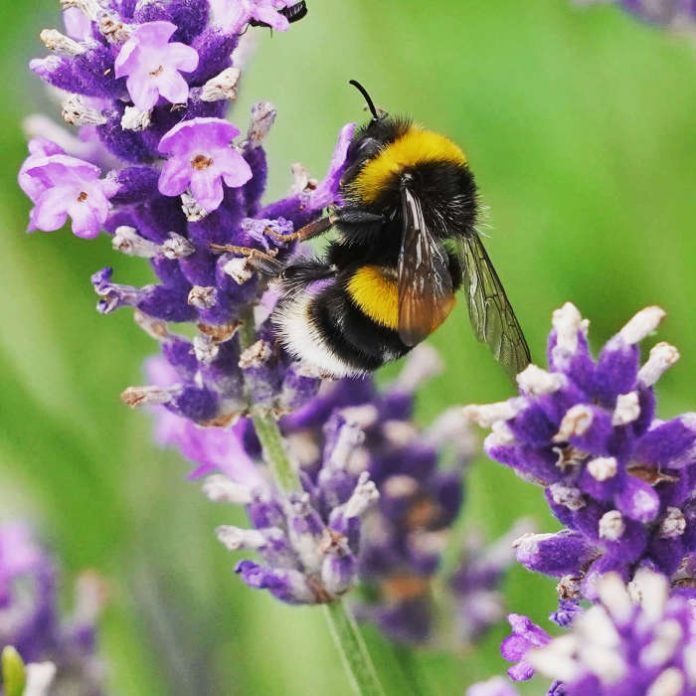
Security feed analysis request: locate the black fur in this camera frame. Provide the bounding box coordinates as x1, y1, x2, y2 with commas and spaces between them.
308, 271, 410, 372
277, 115, 479, 374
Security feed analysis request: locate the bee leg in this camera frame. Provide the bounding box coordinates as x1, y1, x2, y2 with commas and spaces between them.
278, 260, 336, 294
209, 244, 285, 276
266, 209, 385, 244
332, 208, 384, 226
265, 215, 335, 244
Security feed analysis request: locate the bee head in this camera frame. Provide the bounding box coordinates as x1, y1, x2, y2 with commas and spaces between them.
341, 81, 408, 188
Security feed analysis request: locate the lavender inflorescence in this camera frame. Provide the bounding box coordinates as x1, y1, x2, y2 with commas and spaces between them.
19, 0, 558, 684
19, 0, 353, 428
481, 569, 696, 695
152, 347, 521, 643
0, 523, 105, 696
465, 303, 696, 611
279, 348, 474, 641
464, 304, 696, 695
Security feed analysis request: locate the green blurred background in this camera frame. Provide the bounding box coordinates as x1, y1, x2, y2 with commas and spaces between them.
2, 1, 696, 693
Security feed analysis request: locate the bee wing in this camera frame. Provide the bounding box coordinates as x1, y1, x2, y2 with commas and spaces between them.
397, 186, 456, 346
458, 231, 531, 376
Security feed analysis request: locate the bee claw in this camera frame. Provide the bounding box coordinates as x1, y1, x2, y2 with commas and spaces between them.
264, 226, 291, 242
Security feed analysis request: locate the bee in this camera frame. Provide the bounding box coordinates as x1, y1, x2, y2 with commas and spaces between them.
249, 1, 308, 28
271, 81, 531, 378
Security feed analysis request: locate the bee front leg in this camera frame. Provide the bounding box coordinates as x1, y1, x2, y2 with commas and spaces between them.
265, 215, 335, 244
209, 244, 286, 276
265, 208, 385, 244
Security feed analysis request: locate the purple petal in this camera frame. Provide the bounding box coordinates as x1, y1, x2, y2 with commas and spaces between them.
155, 69, 191, 106
29, 187, 71, 232
219, 151, 253, 188
163, 41, 199, 71
132, 20, 177, 45
158, 159, 193, 197
515, 530, 597, 577
634, 417, 696, 469
68, 195, 106, 238
159, 117, 240, 155
126, 74, 160, 111
190, 169, 224, 211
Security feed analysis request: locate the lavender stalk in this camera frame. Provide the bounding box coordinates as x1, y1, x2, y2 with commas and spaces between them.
239, 349, 385, 695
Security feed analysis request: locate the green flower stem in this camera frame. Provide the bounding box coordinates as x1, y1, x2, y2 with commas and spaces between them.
249, 407, 300, 491
240, 312, 386, 696
323, 600, 387, 696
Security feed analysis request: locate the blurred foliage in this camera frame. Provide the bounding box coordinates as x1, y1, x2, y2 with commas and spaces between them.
1, 0, 696, 693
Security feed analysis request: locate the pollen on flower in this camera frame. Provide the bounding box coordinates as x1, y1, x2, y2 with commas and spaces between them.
612, 391, 640, 425
598, 510, 625, 540
475, 303, 696, 606
587, 456, 617, 481
188, 286, 218, 310
191, 154, 214, 170
553, 404, 594, 441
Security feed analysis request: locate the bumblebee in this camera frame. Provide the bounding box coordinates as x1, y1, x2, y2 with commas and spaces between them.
272, 81, 531, 378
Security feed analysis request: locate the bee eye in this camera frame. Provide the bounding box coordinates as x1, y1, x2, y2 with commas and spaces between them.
353, 138, 380, 160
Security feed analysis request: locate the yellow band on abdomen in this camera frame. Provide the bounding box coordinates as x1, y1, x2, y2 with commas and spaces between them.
347, 266, 399, 330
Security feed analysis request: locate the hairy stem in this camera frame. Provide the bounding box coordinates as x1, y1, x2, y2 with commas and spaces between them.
323, 601, 386, 696
240, 310, 386, 696
250, 407, 299, 491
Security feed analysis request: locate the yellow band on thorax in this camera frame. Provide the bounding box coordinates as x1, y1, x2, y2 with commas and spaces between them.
351, 127, 467, 204
347, 266, 399, 330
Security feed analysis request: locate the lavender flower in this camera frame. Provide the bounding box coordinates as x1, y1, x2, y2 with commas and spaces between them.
157, 117, 252, 212
114, 21, 199, 110
272, 347, 469, 637
151, 345, 517, 639
20, 153, 118, 238
502, 570, 696, 695
0, 523, 105, 695
577, 0, 696, 28
464, 303, 696, 606
201, 414, 379, 604
19, 0, 351, 427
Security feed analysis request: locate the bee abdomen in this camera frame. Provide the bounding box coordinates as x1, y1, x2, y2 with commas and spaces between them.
273, 274, 408, 378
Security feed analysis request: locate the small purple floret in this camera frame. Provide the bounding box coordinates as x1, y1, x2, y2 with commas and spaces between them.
158, 117, 252, 212
21, 154, 117, 238
501, 614, 551, 681
114, 21, 199, 110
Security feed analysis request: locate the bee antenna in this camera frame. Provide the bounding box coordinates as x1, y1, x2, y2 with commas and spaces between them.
348, 79, 380, 122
